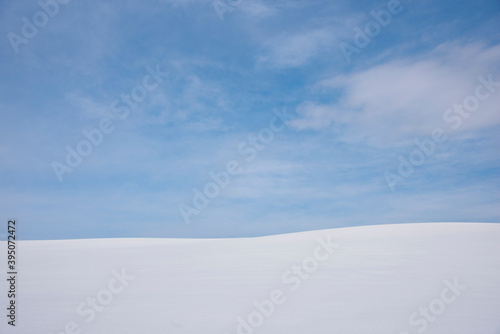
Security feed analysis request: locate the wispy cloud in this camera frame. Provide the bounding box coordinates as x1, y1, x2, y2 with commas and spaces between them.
257, 28, 338, 68
292, 42, 500, 145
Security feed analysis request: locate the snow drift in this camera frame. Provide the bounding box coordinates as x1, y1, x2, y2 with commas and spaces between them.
1, 223, 499, 334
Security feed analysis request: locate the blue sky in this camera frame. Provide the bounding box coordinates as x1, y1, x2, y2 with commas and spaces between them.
0, 0, 499, 240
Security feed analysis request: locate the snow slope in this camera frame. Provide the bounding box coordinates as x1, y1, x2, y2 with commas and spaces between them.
1, 223, 500, 334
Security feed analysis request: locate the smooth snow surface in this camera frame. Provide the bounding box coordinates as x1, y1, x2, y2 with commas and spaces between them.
1, 223, 500, 334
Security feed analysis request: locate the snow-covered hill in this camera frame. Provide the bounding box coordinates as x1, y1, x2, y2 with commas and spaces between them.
1, 223, 499, 334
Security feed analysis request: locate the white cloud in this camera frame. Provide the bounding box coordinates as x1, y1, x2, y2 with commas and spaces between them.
290, 101, 341, 130
257, 28, 336, 68
65, 93, 111, 119
239, 0, 276, 19
292, 42, 500, 145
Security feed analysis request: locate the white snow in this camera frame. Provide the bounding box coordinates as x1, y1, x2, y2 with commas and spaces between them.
1, 222, 500, 334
